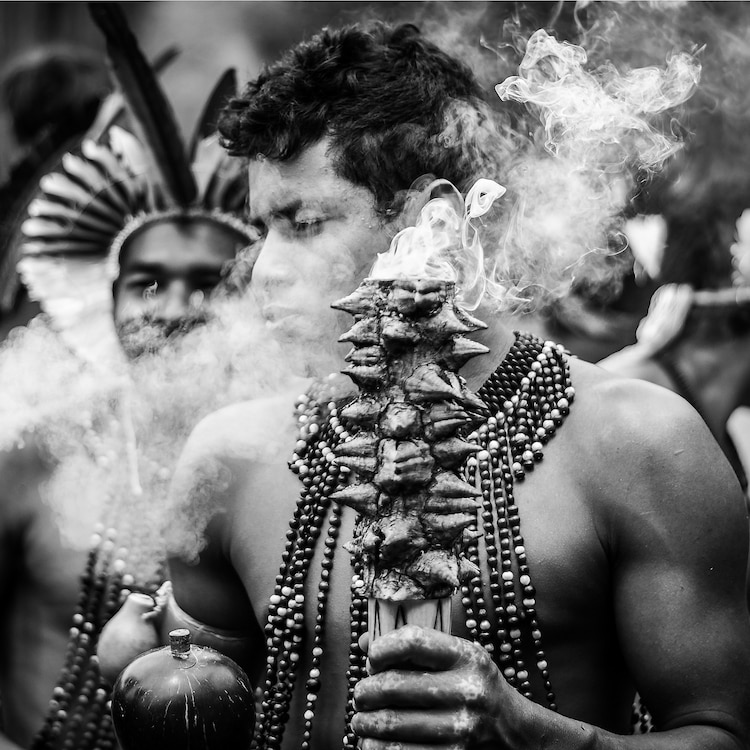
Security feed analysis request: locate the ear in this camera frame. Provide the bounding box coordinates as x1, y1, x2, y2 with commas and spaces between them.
398, 176, 464, 230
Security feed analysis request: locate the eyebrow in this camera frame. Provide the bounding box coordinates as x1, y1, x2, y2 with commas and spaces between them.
248, 198, 309, 225
122, 261, 224, 276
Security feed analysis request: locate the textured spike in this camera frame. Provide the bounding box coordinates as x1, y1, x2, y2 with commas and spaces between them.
440, 336, 491, 369
333, 434, 378, 458
424, 416, 474, 441
330, 483, 379, 514
332, 455, 377, 476
461, 527, 483, 545
425, 402, 471, 423
403, 364, 463, 403
431, 437, 481, 469
422, 512, 476, 540
407, 551, 460, 590
331, 285, 377, 315
341, 364, 387, 389
339, 398, 381, 427
379, 403, 421, 438
339, 316, 380, 345
361, 526, 384, 553
457, 555, 480, 581
416, 305, 477, 337
459, 387, 492, 417
423, 495, 481, 513
454, 305, 489, 331
344, 346, 383, 367
429, 471, 481, 498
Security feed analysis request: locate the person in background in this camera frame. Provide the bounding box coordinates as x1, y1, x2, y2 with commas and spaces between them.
0, 45, 111, 340
0, 6, 257, 747
598, 2, 750, 493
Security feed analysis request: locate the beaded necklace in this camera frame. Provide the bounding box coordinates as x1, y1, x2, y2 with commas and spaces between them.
27, 423, 166, 750
28, 533, 163, 750
253, 330, 574, 750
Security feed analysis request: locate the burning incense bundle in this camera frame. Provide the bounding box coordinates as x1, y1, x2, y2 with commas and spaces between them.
331, 277, 489, 638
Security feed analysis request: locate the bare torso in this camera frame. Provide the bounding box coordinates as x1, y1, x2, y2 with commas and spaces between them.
0, 443, 88, 748
169, 353, 750, 748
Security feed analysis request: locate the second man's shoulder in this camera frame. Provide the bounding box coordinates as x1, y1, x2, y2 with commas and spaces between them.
180, 390, 303, 467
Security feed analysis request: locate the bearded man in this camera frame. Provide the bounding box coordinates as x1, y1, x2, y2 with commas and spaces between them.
0, 6, 258, 747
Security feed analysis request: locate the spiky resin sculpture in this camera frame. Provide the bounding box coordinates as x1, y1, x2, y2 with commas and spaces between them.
331, 278, 490, 632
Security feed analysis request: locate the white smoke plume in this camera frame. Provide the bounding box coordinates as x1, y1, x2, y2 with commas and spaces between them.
404, 3, 700, 311
0, 283, 308, 582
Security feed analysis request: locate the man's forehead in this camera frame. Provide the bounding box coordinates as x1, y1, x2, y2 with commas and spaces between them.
247, 140, 340, 213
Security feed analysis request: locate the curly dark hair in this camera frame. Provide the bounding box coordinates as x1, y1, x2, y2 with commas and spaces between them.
219, 22, 507, 216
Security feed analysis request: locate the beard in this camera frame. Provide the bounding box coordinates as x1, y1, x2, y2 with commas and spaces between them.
115, 310, 210, 360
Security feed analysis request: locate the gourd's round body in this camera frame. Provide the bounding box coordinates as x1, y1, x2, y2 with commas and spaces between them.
111, 630, 254, 750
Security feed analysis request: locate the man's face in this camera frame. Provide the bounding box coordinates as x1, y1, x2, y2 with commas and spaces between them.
113, 218, 243, 358
247, 139, 394, 366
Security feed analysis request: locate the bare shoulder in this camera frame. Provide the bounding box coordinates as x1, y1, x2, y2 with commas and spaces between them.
565, 357, 744, 524
178, 389, 301, 468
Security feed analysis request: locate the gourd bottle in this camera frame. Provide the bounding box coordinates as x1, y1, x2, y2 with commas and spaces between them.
111, 628, 254, 750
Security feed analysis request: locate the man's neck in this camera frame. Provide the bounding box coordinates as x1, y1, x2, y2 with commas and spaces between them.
460, 308, 516, 391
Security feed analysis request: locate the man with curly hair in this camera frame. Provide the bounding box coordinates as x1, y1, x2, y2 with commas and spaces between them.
157, 21, 750, 750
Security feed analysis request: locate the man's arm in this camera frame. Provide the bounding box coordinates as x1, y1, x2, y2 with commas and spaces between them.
0, 444, 49, 750
162, 399, 289, 684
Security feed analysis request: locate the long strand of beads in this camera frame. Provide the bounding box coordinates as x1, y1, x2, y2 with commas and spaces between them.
299, 500, 343, 750
344, 563, 368, 749
253, 392, 348, 750
471, 332, 572, 708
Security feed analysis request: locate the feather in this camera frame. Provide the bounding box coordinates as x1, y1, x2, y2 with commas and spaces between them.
87, 44, 181, 143
189, 68, 236, 159
88, 2, 196, 208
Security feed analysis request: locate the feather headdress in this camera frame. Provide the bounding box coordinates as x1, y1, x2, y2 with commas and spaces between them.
15, 2, 255, 366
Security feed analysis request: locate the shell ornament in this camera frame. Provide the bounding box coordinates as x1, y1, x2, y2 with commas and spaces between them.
332, 277, 490, 602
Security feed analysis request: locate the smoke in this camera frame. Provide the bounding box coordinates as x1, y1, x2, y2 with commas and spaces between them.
485, 27, 698, 309
370, 178, 507, 310
372, 13, 699, 313
577, 1, 750, 289
0, 282, 308, 583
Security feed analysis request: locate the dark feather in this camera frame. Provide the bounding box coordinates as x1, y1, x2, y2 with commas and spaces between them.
189, 68, 237, 159
87, 44, 182, 143
0, 103, 102, 313
88, 2, 196, 207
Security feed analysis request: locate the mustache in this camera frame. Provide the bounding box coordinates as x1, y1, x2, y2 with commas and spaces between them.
115, 310, 211, 360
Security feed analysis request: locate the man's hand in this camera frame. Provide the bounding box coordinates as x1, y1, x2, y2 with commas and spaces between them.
352, 625, 518, 750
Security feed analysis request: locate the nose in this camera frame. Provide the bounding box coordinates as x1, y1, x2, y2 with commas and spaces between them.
152, 279, 193, 324
252, 231, 297, 288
